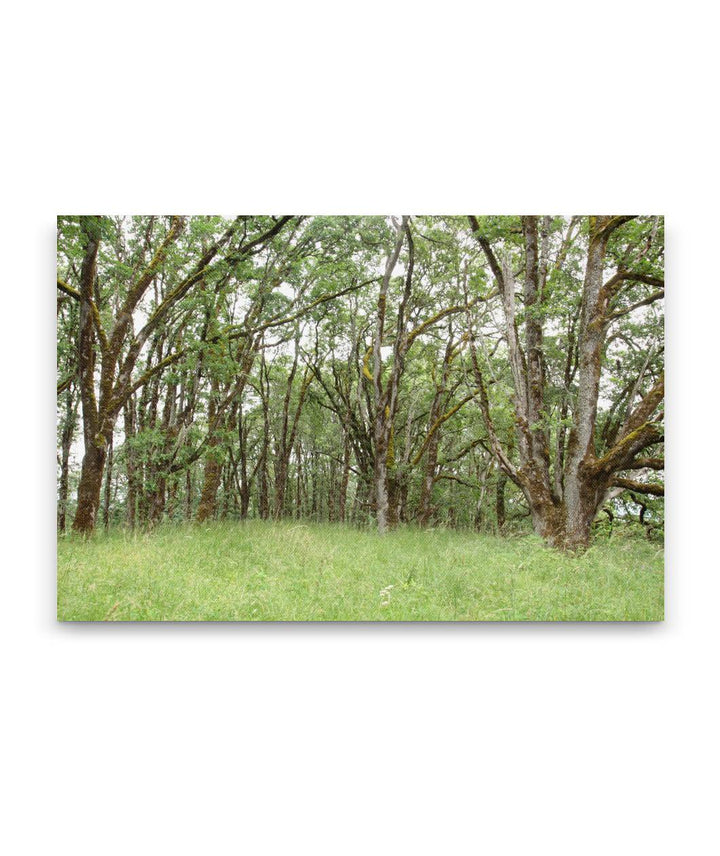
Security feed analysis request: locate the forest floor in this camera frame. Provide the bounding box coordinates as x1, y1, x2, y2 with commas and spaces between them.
57, 521, 664, 621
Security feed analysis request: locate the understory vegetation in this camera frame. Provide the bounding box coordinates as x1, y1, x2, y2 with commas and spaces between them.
57, 521, 663, 622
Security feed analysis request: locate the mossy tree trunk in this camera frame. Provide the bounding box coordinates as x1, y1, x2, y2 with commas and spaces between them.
72, 218, 104, 534
102, 433, 114, 529
371, 218, 407, 534
237, 401, 252, 519
74, 440, 108, 534
123, 396, 139, 530
495, 470, 507, 533
338, 431, 351, 522
57, 380, 78, 532
468, 215, 664, 550
196, 377, 223, 523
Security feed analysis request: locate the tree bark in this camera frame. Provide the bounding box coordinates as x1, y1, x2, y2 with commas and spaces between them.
196, 377, 224, 523
495, 470, 507, 533
237, 401, 252, 519
372, 217, 409, 534
102, 433, 114, 529
74, 442, 108, 535
274, 351, 312, 520
57, 382, 77, 532
338, 430, 351, 522
123, 397, 138, 529
72, 218, 106, 534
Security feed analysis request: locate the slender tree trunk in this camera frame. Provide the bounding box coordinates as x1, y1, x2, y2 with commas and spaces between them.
310, 452, 319, 519
102, 434, 114, 529
57, 383, 77, 532
418, 461, 436, 527
374, 442, 390, 534
237, 402, 251, 519
258, 439, 270, 520
124, 398, 138, 529
257, 358, 271, 520
338, 432, 351, 522
496, 470, 507, 533
295, 441, 303, 519
474, 457, 491, 531
185, 468, 194, 520
274, 363, 312, 520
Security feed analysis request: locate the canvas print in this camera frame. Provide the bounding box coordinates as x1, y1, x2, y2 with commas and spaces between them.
56, 215, 664, 621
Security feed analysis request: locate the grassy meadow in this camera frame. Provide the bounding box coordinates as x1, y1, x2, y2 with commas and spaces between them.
57, 521, 664, 622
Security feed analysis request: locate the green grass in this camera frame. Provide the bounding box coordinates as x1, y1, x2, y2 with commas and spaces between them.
56, 521, 664, 621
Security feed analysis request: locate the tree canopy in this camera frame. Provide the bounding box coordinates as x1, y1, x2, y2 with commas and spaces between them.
57, 214, 664, 548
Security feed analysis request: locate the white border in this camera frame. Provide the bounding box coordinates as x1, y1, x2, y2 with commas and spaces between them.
2, 2, 717, 854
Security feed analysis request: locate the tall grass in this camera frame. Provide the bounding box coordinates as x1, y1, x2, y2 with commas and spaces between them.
57, 521, 663, 621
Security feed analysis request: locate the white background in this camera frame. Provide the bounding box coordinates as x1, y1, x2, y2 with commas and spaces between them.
2, 2, 718, 854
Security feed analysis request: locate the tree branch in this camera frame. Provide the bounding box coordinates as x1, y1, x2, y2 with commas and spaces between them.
612, 477, 664, 497
625, 457, 664, 471
411, 392, 477, 466
57, 278, 80, 300
606, 290, 664, 321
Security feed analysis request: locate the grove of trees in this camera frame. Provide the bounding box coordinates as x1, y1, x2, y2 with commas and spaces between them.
57, 215, 664, 549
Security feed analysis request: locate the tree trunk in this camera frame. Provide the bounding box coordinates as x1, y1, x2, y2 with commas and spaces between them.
185, 468, 194, 520
258, 441, 270, 520
372, 217, 407, 534
148, 475, 167, 525
196, 378, 224, 523
166, 476, 179, 521
237, 401, 251, 519
374, 439, 390, 534
295, 441, 303, 519
73, 441, 108, 534
495, 470, 507, 533
418, 462, 435, 527
72, 218, 104, 535
338, 432, 351, 522
310, 452, 319, 519
257, 359, 271, 520
196, 448, 223, 523
274, 363, 311, 520
102, 434, 114, 529
124, 398, 138, 530
57, 383, 77, 532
